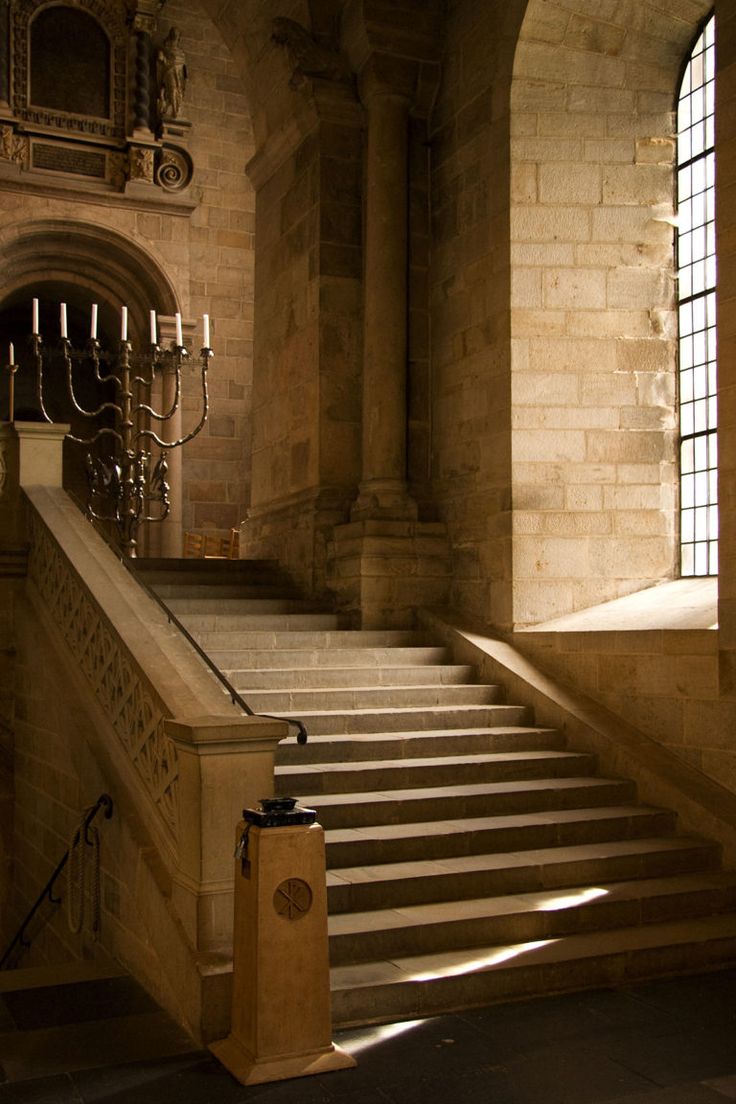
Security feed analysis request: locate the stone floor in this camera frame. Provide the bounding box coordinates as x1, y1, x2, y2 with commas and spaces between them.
4, 967, 736, 1102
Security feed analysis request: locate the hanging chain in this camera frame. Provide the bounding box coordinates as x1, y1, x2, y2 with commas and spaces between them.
66, 809, 102, 940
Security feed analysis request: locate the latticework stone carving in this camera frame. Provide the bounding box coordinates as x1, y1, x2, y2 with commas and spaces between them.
27, 511, 179, 841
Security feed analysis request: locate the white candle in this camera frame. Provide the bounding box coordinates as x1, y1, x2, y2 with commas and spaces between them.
149, 309, 157, 345
90, 303, 98, 340
203, 313, 210, 348
32, 298, 39, 335
9, 342, 13, 364
60, 302, 67, 339
175, 312, 183, 347
121, 305, 128, 342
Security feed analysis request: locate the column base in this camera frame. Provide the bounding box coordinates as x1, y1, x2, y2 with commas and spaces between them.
350, 478, 418, 521
210, 1035, 356, 1086
329, 518, 450, 629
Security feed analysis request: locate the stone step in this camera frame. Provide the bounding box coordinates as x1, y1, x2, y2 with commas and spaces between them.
132, 558, 288, 587
277, 726, 565, 764
0, 965, 194, 1081
165, 597, 328, 616
322, 804, 677, 868
244, 683, 503, 712
194, 629, 430, 652
325, 837, 720, 915
328, 872, 736, 966
329, 912, 736, 1028
181, 612, 342, 634
277, 749, 596, 795
217, 646, 452, 669
275, 703, 531, 736
229, 664, 478, 690
295, 776, 638, 829
150, 583, 301, 599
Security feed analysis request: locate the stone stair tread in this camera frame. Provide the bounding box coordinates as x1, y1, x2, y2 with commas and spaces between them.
277, 726, 565, 765
276, 704, 525, 720
326, 836, 714, 890
181, 613, 341, 629
228, 664, 477, 688
299, 775, 628, 808
244, 686, 501, 710
323, 805, 671, 846
280, 725, 558, 745
0, 958, 125, 994
209, 630, 430, 645
328, 871, 736, 938
278, 749, 590, 776
210, 647, 452, 667
151, 584, 301, 598
329, 913, 736, 993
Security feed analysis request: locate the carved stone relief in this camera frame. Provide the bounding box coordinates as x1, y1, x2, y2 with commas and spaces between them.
27, 510, 180, 841
0, 124, 27, 166
156, 146, 192, 192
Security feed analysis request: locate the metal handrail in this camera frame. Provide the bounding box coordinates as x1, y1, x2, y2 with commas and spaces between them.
0, 793, 113, 969
63, 488, 308, 745
126, 560, 308, 746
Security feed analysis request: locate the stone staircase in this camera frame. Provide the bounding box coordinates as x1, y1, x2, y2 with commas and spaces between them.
134, 558, 736, 1027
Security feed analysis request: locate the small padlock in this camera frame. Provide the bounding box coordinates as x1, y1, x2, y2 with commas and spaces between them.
234, 825, 251, 876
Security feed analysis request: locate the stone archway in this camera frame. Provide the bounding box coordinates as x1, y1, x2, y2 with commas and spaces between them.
0, 218, 183, 552
509, 0, 713, 627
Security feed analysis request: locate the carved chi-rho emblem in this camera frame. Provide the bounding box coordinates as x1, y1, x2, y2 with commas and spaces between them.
273, 878, 312, 920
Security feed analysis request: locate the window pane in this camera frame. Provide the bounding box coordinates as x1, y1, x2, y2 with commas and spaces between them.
678, 16, 717, 577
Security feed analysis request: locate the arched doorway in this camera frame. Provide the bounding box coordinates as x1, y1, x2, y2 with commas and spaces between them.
0, 220, 182, 553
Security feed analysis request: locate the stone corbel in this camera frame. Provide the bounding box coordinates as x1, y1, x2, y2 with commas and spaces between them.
271, 17, 354, 92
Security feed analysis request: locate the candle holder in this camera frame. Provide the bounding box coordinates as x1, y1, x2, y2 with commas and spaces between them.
28, 328, 212, 557
4, 358, 18, 422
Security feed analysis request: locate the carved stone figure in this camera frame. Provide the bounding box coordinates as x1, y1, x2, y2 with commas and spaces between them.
129, 146, 154, 183
0, 125, 27, 165
156, 26, 187, 120
271, 18, 352, 90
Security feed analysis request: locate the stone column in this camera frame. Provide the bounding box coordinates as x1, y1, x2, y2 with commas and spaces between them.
352, 86, 416, 521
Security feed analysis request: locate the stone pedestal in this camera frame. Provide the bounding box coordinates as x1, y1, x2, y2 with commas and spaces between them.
329, 519, 450, 629
0, 422, 69, 544
165, 715, 289, 952
210, 812, 355, 1085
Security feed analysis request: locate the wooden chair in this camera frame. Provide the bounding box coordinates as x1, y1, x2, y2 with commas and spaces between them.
183, 529, 239, 559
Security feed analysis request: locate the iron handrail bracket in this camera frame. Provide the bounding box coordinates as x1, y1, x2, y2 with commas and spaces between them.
0, 793, 113, 969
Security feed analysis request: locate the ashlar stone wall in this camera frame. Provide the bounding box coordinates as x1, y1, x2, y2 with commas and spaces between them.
508, 0, 711, 627
0, 0, 255, 550
429, 0, 526, 628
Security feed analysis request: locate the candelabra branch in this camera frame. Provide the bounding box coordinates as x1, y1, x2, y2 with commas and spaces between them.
66, 426, 125, 448
134, 351, 182, 421
31, 335, 53, 424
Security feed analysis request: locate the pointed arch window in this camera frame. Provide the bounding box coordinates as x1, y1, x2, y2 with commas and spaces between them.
678, 15, 717, 576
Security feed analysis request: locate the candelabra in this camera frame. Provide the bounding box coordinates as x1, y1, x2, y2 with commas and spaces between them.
20, 300, 212, 557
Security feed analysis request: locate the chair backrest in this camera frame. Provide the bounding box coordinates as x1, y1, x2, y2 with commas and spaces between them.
183, 529, 238, 559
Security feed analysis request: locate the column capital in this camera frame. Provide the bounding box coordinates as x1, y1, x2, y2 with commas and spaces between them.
342, 0, 442, 116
